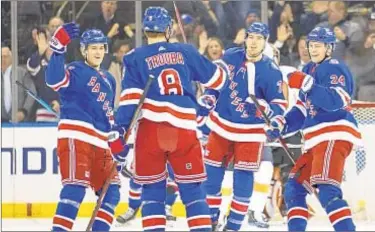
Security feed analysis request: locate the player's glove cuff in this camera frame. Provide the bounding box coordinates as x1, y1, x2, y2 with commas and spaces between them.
49, 37, 67, 54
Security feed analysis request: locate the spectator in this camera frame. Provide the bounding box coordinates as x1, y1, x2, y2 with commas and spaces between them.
209, 1, 243, 46
108, 39, 132, 108
47, 16, 64, 35
317, 1, 365, 61
269, 1, 298, 65
1, 45, 36, 122
292, 36, 311, 70
26, 27, 60, 122
204, 37, 224, 61
81, 1, 129, 52
163, 1, 218, 37
299, 1, 329, 36
355, 8, 375, 101
224, 10, 261, 49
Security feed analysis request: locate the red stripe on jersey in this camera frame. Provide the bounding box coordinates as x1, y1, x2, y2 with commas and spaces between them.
97, 209, 114, 225
58, 123, 108, 141
304, 125, 361, 140
187, 216, 212, 228
53, 71, 70, 91
329, 207, 352, 225
230, 200, 248, 213
142, 216, 166, 228
142, 103, 196, 120
120, 93, 142, 101
197, 116, 205, 124
209, 68, 225, 89
53, 215, 74, 230
288, 207, 309, 220
209, 113, 265, 134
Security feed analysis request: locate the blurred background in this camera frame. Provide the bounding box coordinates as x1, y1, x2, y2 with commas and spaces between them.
1, 0, 375, 123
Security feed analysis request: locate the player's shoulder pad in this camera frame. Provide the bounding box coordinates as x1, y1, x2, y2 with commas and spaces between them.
320, 58, 348, 74
262, 55, 280, 72
123, 48, 136, 65
224, 47, 245, 57
66, 61, 84, 71
176, 43, 200, 56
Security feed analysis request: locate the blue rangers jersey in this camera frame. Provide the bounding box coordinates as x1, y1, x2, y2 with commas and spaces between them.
45, 53, 116, 149
284, 58, 362, 150
115, 42, 226, 131
205, 47, 287, 142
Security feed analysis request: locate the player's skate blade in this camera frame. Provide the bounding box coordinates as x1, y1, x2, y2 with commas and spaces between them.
116, 208, 139, 224
247, 210, 270, 229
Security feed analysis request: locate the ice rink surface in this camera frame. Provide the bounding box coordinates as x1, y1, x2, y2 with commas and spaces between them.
2, 217, 375, 231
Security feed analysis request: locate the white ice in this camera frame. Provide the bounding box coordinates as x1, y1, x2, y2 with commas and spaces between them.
2, 217, 375, 231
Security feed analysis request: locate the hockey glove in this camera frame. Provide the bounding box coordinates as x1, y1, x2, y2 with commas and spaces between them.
245, 98, 273, 118
288, 71, 314, 93
108, 125, 130, 172
50, 22, 80, 54
265, 115, 286, 140
197, 95, 216, 117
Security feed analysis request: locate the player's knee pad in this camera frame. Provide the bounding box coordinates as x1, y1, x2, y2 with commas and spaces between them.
141, 180, 167, 202
178, 182, 205, 205
233, 169, 254, 199
284, 178, 307, 206
103, 184, 120, 207
60, 184, 86, 204
317, 184, 343, 209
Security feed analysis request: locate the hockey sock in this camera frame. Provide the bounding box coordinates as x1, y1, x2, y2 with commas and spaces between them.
141, 181, 167, 231
52, 184, 85, 231
179, 183, 212, 231
166, 190, 178, 207
318, 184, 355, 231
92, 184, 120, 231
284, 178, 308, 231
129, 178, 142, 210
226, 169, 254, 231
248, 161, 273, 213
202, 164, 225, 223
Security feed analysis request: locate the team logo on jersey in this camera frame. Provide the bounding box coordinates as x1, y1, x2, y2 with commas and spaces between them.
186, 163, 192, 170
236, 67, 246, 79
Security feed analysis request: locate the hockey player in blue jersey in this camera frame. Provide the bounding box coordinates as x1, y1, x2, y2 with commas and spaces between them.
46, 24, 125, 231
266, 27, 361, 231
198, 22, 287, 231
110, 6, 227, 231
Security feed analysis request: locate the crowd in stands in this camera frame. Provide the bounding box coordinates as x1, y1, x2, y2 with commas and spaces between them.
1, 1, 375, 123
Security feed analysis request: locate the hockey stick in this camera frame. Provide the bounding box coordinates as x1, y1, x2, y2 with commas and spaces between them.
249, 94, 320, 204
16, 80, 59, 117
173, 1, 204, 96
86, 74, 155, 231
248, 94, 296, 165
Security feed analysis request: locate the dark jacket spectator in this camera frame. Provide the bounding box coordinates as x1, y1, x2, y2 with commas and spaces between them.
1, 46, 36, 122
26, 31, 60, 122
